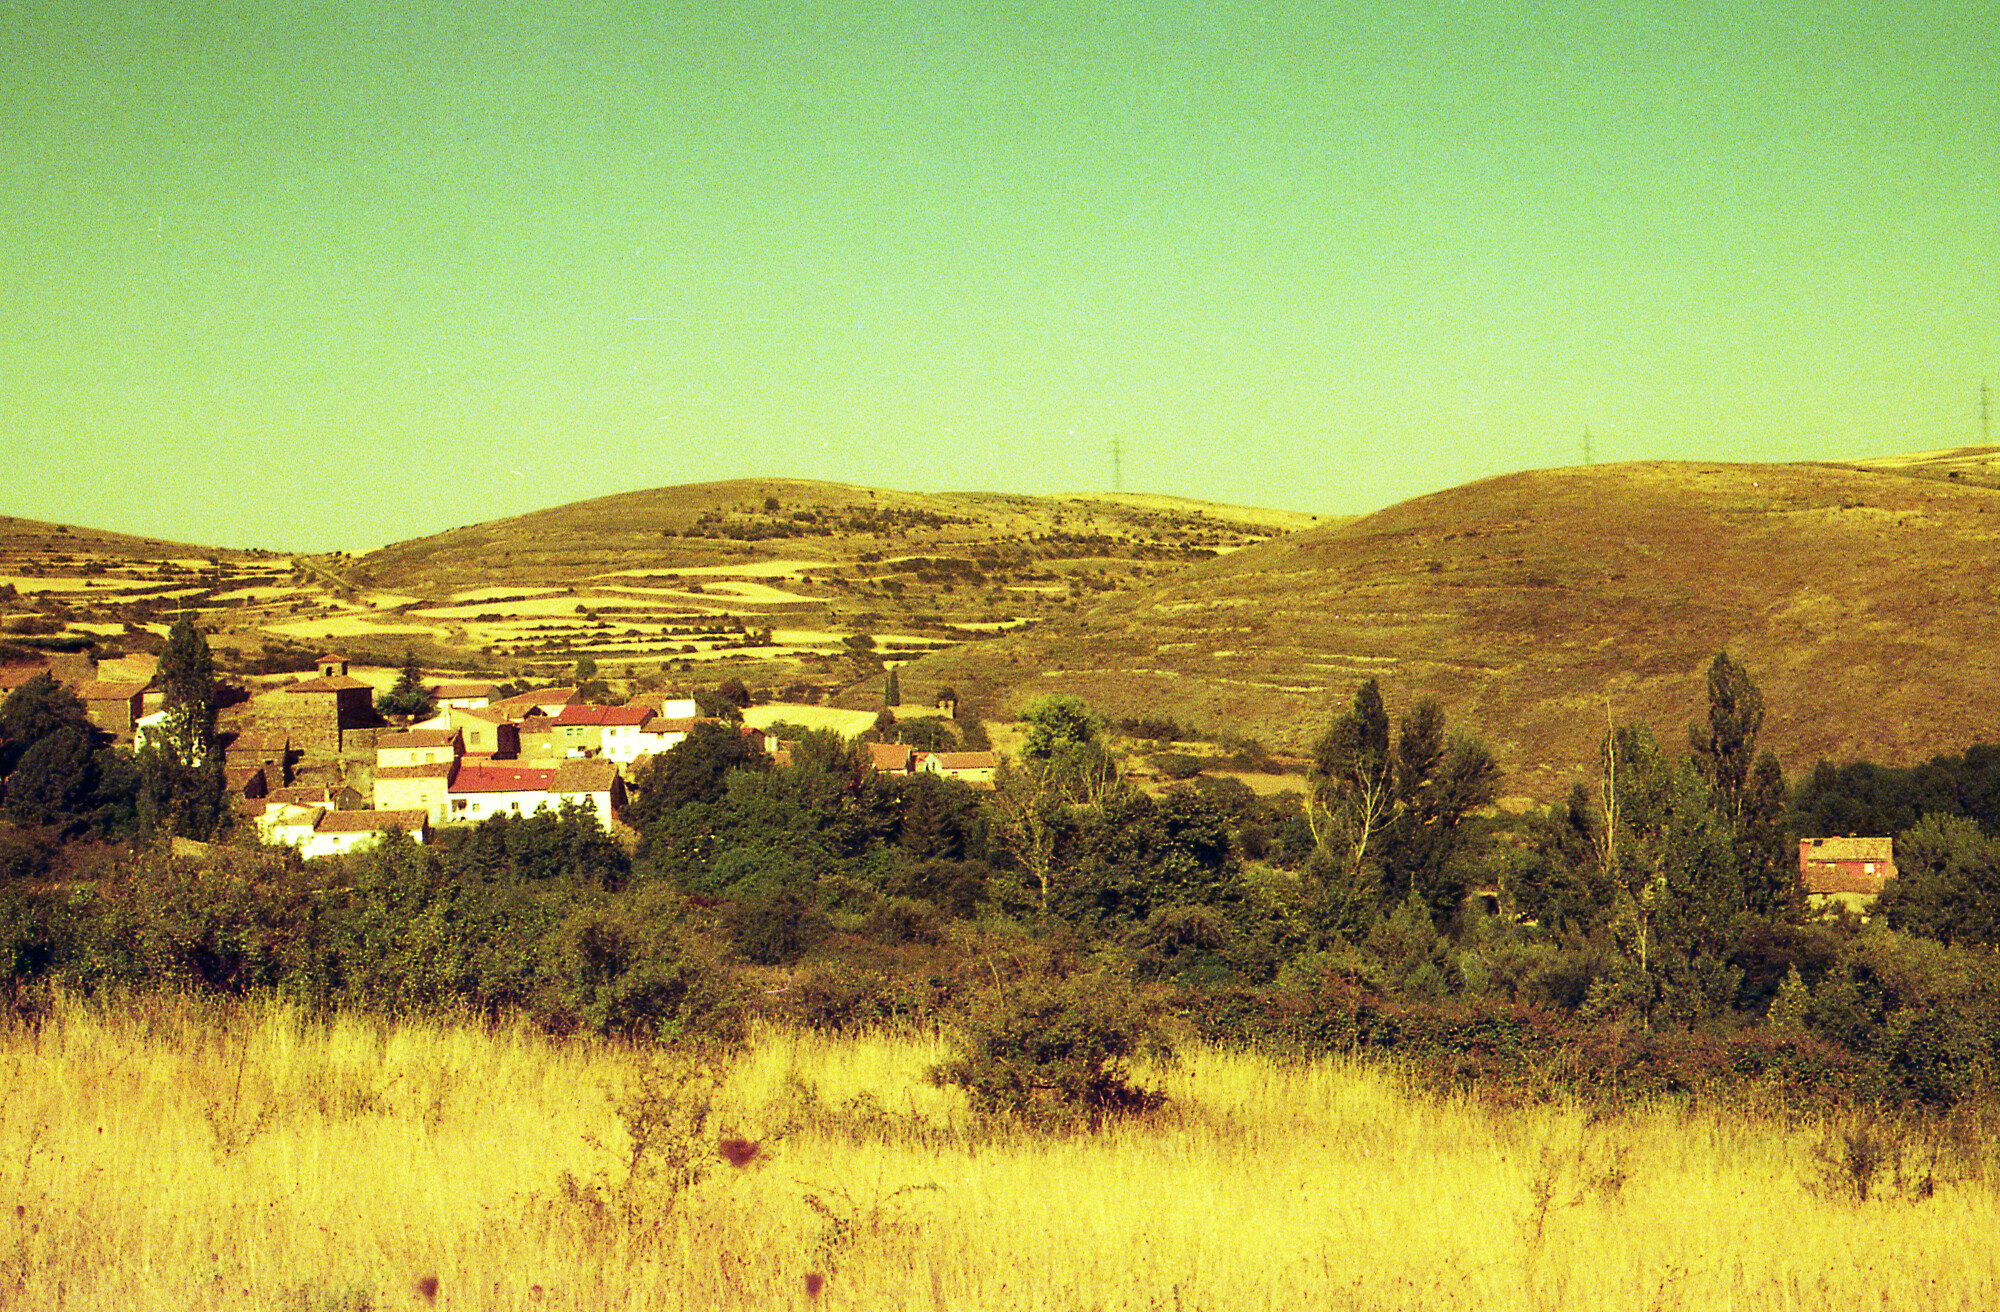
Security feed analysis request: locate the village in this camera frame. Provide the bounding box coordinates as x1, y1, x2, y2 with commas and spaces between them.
0, 638, 1909, 911
0, 644, 997, 861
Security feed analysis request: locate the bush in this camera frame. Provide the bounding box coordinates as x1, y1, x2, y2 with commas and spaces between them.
538, 906, 745, 1044
724, 886, 831, 966
928, 969, 1169, 1129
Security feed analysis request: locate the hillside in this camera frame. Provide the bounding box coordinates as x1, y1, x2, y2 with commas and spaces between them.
891, 457, 2000, 802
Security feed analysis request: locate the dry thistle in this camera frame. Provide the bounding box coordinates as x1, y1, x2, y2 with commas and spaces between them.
415, 1273, 439, 1304
804, 1271, 825, 1300
718, 1136, 763, 1168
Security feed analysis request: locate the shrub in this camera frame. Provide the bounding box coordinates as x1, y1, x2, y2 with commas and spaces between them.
724, 887, 831, 966
538, 907, 745, 1044
928, 969, 1169, 1129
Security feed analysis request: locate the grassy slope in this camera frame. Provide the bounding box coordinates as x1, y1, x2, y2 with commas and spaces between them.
902, 458, 2000, 801
12, 995, 1996, 1311
355, 477, 1324, 594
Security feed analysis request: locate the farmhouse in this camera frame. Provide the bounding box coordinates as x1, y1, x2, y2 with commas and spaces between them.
430, 680, 497, 709
918, 750, 998, 785
1800, 837, 1897, 913
259, 802, 429, 858
74, 680, 147, 737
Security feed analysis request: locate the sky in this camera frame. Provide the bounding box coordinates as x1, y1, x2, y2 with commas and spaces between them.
3, 0, 1996, 551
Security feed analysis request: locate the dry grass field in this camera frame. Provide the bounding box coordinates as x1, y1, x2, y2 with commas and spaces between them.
7, 994, 1996, 1311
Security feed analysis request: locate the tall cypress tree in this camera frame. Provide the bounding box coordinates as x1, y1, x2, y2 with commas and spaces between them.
141, 617, 224, 838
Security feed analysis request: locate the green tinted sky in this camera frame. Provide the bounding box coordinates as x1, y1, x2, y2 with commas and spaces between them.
4, 0, 1995, 549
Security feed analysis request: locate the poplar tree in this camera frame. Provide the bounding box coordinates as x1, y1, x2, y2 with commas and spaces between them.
140, 617, 224, 838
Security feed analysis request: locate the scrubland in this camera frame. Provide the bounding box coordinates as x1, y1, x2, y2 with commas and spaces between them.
5, 995, 1996, 1311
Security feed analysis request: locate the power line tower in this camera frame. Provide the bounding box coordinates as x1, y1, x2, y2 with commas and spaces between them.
1111, 432, 1124, 493
1582, 426, 1595, 466
1983, 380, 1991, 445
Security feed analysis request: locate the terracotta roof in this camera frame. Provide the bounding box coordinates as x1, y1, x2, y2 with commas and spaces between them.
315, 809, 427, 834
923, 751, 997, 771
1801, 837, 1894, 864
431, 681, 496, 698
555, 704, 654, 727
1805, 867, 1892, 895
378, 729, 461, 750
868, 743, 916, 772
227, 730, 292, 754
496, 685, 580, 710
450, 705, 508, 725
268, 785, 357, 807
0, 665, 49, 691
552, 758, 619, 794
75, 680, 148, 700
642, 716, 698, 734
374, 762, 454, 780
224, 766, 265, 787
284, 675, 372, 693
449, 764, 556, 794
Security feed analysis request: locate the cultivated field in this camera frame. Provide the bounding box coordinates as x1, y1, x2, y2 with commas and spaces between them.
7, 995, 1993, 1310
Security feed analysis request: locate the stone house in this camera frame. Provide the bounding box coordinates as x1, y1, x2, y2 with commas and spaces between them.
75, 680, 148, 736
377, 728, 462, 768
437, 705, 519, 757
270, 655, 376, 753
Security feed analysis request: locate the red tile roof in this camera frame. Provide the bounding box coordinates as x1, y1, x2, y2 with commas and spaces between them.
923, 751, 997, 771
495, 686, 580, 712
0, 665, 49, 691
75, 680, 148, 700
449, 764, 557, 794
868, 743, 916, 772
555, 704, 654, 727
227, 730, 292, 754
378, 729, 461, 750
316, 809, 427, 834
552, 758, 619, 794
431, 681, 497, 698
374, 763, 454, 780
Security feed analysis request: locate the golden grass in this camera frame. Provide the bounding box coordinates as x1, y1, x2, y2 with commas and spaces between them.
5, 995, 1998, 1310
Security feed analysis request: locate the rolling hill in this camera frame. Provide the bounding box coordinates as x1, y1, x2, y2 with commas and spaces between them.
887, 457, 2000, 802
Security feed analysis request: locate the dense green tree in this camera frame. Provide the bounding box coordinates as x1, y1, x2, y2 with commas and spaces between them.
892, 717, 956, 752
1688, 650, 1766, 825
1875, 814, 2000, 947
0, 673, 92, 777
139, 618, 224, 839
991, 695, 1124, 909
376, 649, 437, 719
629, 720, 768, 827
1307, 684, 1498, 924
691, 688, 744, 721
1308, 680, 1394, 892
